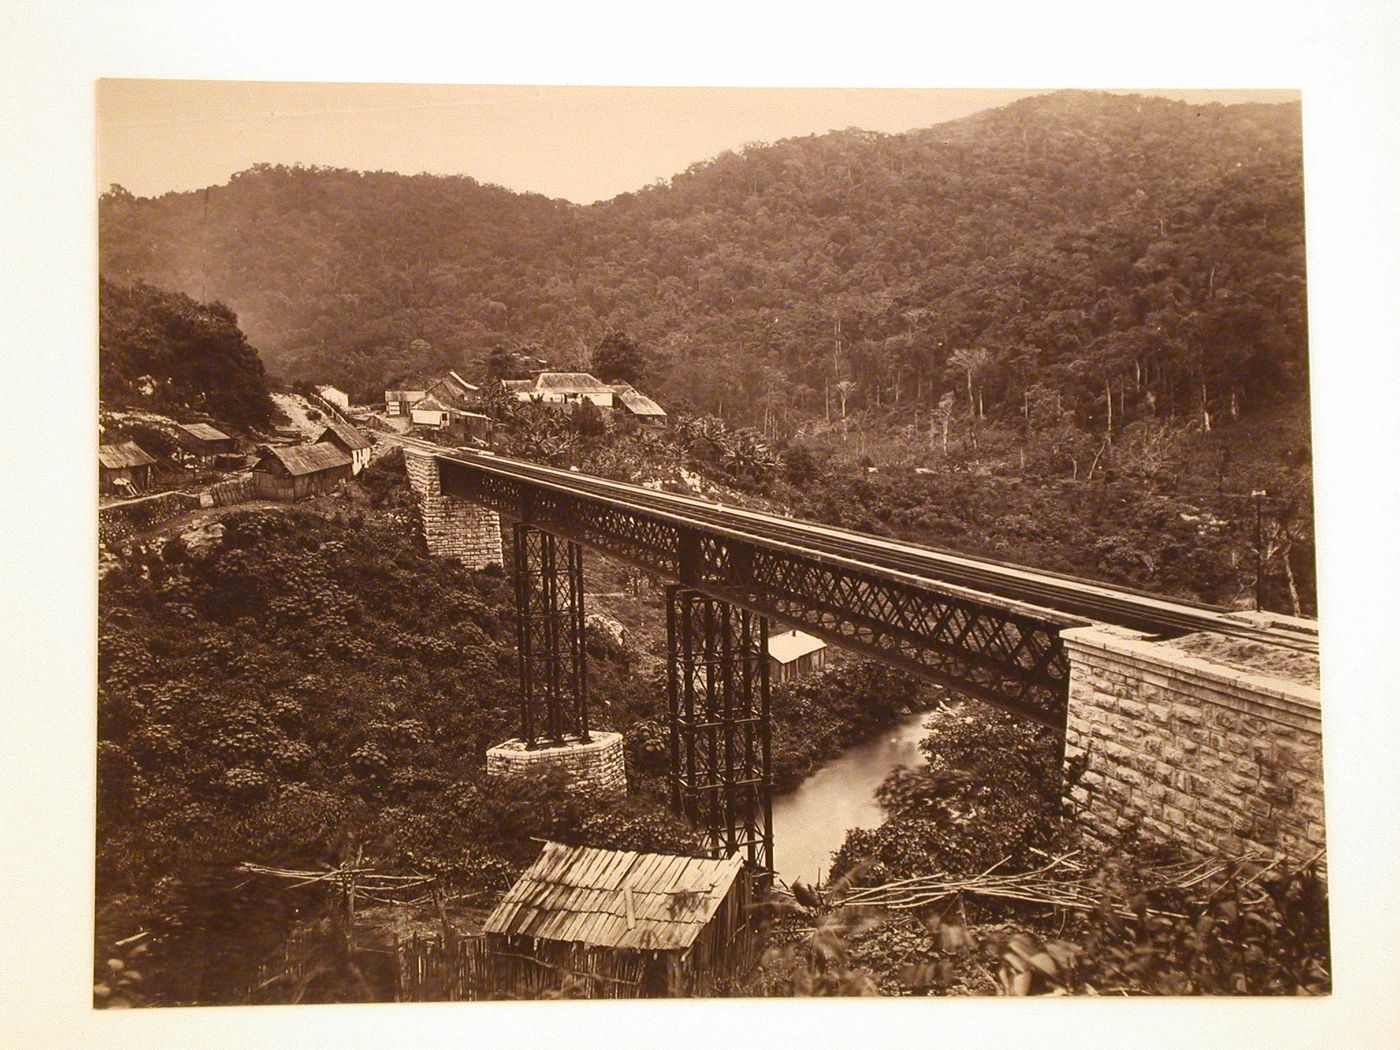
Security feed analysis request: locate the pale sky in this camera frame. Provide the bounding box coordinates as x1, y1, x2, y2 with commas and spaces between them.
96, 82, 1300, 204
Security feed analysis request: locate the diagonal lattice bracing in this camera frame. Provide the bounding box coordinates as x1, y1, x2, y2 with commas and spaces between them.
666, 586, 774, 881
512, 524, 589, 748
441, 460, 1071, 728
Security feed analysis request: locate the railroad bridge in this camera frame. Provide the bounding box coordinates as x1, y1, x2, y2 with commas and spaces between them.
401, 443, 1325, 875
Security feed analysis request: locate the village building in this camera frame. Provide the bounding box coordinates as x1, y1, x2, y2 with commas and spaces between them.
409, 394, 455, 429
176, 422, 237, 461
507, 372, 616, 408
409, 395, 493, 444
99, 440, 157, 496
609, 383, 668, 426
313, 421, 373, 475
384, 388, 428, 416
313, 384, 351, 413
480, 842, 757, 998
766, 628, 828, 684
252, 443, 353, 501
423, 370, 478, 408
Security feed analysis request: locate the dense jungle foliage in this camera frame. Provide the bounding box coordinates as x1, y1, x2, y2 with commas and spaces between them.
751, 707, 1331, 997
98, 277, 274, 427
95, 456, 923, 1003
99, 91, 1306, 444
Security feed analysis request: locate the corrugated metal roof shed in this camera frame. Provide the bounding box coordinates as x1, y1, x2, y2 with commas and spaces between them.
178, 422, 232, 442
502, 379, 534, 392
99, 441, 157, 469
767, 629, 827, 664
315, 421, 372, 451
256, 443, 352, 476
483, 842, 743, 952
533, 372, 612, 392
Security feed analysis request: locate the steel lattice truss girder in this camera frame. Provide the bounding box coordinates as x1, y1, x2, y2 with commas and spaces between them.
513, 524, 589, 748
443, 462, 1069, 729
667, 587, 774, 878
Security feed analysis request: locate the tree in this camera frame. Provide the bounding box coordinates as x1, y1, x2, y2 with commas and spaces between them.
948, 348, 992, 420
930, 392, 956, 455
99, 278, 273, 426
483, 345, 527, 380
834, 380, 857, 419
592, 328, 647, 385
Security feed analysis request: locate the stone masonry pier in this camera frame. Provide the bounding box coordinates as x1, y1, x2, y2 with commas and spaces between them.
1062, 624, 1324, 863
403, 449, 503, 568
486, 732, 627, 799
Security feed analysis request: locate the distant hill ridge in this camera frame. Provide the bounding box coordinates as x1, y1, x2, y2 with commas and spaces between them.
99, 90, 1306, 433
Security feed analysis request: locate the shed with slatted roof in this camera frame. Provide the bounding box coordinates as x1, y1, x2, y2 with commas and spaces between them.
480, 841, 758, 997
252, 442, 353, 501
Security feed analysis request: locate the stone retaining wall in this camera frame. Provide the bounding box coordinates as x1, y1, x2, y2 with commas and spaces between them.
1062, 624, 1325, 862
98, 490, 201, 547
485, 732, 627, 798
403, 450, 503, 569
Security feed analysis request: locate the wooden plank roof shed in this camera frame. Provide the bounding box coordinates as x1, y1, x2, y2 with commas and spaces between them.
253, 443, 352, 501
610, 383, 668, 420
177, 422, 237, 457
767, 628, 827, 684
477, 842, 759, 998
99, 440, 157, 494
178, 422, 232, 442
315, 421, 372, 452
99, 440, 157, 470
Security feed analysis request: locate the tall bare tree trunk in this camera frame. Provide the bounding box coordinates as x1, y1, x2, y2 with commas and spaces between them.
1282, 542, 1303, 617
1105, 377, 1113, 448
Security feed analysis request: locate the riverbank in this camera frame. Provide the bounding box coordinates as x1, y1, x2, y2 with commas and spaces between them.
771, 707, 937, 887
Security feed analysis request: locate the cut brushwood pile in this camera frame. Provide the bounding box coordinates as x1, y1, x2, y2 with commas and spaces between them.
838, 848, 1310, 919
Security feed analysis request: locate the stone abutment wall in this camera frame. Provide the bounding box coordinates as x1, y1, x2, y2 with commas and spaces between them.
1062, 625, 1324, 863
403, 450, 503, 569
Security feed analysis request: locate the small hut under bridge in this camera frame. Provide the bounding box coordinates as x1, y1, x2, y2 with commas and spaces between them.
476, 842, 758, 998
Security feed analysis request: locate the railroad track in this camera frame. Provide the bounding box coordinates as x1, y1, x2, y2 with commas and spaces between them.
399, 437, 1318, 655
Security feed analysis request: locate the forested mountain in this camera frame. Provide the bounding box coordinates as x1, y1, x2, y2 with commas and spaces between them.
99, 278, 274, 426
99, 91, 1306, 437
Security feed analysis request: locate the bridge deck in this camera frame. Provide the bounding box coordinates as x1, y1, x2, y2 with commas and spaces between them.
411, 439, 1314, 728
421, 441, 1315, 649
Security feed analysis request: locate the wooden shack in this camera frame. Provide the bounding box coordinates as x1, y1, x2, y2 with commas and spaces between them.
252, 443, 352, 501
766, 628, 828, 684
409, 394, 454, 430
313, 421, 373, 475
177, 422, 237, 460
609, 383, 668, 426
384, 389, 427, 416
480, 842, 757, 998
99, 440, 156, 495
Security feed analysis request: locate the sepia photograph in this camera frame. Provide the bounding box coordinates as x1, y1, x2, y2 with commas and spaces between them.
10, 3, 1400, 1043
91, 79, 1330, 1005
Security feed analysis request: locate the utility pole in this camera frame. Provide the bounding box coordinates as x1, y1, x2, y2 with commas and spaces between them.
1252, 489, 1267, 611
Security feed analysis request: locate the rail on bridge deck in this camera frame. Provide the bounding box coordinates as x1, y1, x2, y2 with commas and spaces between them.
425, 445, 1312, 730
433, 450, 1075, 728
403, 442, 1322, 871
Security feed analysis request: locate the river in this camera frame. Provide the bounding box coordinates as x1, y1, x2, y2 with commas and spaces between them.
770, 708, 936, 888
